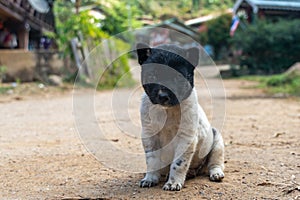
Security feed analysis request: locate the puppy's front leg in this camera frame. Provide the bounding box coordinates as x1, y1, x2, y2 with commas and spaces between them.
163, 135, 197, 191
140, 134, 162, 187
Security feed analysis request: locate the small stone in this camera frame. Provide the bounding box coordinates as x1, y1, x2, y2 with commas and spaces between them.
6, 89, 13, 94
274, 132, 286, 138
38, 83, 45, 89
291, 175, 296, 181
48, 74, 63, 86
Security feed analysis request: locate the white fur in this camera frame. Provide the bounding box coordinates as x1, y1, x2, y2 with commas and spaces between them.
140, 88, 225, 191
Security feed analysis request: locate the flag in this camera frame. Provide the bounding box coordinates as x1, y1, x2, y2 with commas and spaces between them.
230, 15, 240, 37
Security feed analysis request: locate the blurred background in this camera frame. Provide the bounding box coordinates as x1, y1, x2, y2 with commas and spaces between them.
0, 0, 299, 94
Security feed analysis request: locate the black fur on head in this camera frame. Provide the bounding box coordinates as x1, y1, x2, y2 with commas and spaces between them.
136, 43, 199, 107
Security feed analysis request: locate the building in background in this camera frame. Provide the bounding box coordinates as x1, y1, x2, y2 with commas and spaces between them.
0, 0, 55, 50
233, 0, 300, 23
0, 0, 63, 82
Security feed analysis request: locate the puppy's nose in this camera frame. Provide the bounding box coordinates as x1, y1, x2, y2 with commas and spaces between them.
158, 91, 170, 104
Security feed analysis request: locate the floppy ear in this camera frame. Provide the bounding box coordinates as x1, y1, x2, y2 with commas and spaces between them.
136, 43, 151, 65
186, 47, 199, 67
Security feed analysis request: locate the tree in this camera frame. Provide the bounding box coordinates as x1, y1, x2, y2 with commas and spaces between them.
53, 0, 134, 88
53, 0, 109, 56
99, 1, 142, 35
202, 13, 232, 60
231, 19, 300, 74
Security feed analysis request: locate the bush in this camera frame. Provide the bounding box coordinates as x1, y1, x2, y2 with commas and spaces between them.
54, 1, 109, 57
266, 73, 300, 95
100, 1, 142, 35
202, 13, 232, 60
231, 19, 300, 74
0, 65, 7, 83
242, 73, 300, 96
96, 39, 135, 90
53, 0, 135, 89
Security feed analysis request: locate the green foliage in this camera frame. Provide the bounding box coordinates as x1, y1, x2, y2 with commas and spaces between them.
133, 0, 234, 20
231, 19, 300, 74
0, 86, 12, 94
98, 54, 135, 90
54, 0, 109, 56
96, 39, 135, 89
0, 65, 7, 83
198, 0, 235, 14
99, 1, 142, 35
0, 65, 11, 94
53, 0, 134, 89
242, 73, 300, 96
202, 13, 232, 59
52, 0, 235, 89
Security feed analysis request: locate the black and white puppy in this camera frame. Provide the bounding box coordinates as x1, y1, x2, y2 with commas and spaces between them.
136, 43, 225, 191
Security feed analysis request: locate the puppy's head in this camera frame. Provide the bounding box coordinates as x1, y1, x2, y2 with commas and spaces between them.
136, 43, 199, 107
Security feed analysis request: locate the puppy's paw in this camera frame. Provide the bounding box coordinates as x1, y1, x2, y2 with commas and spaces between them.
186, 169, 197, 179
139, 173, 159, 188
209, 167, 224, 182
162, 181, 182, 191
140, 179, 158, 188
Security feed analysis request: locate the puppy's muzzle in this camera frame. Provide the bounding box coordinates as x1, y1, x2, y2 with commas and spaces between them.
157, 90, 170, 105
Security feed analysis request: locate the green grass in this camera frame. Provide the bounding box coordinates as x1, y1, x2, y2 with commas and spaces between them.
0, 85, 13, 94
241, 73, 300, 96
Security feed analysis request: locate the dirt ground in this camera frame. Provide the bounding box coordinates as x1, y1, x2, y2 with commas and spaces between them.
0, 66, 299, 199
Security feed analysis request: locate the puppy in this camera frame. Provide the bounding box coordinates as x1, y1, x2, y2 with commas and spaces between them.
136, 43, 225, 191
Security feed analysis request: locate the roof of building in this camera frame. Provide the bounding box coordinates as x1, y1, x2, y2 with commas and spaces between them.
153, 18, 200, 41
233, 0, 300, 13
185, 9, 232, 26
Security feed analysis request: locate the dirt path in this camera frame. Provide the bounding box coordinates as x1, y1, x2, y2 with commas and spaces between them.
0, 68, 299, 199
